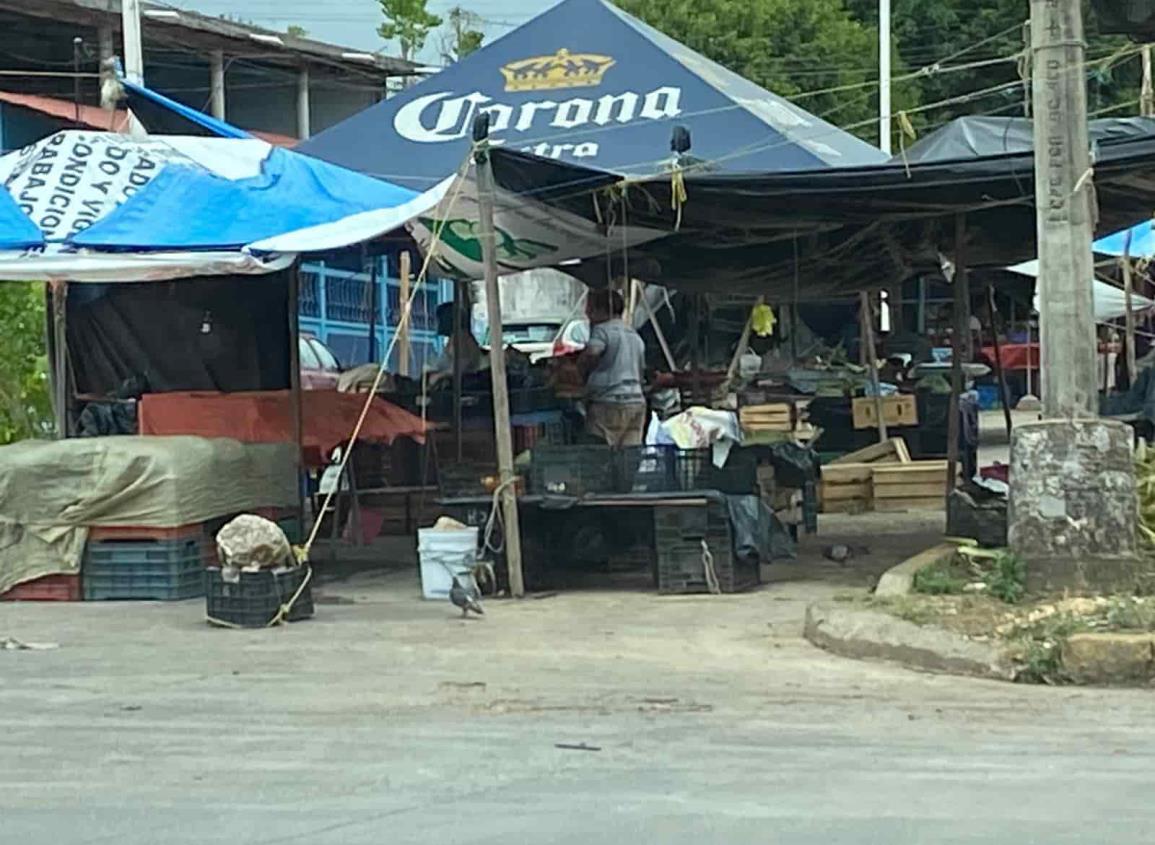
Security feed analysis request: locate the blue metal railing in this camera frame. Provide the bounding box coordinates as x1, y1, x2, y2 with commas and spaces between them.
298, 257, 448, 370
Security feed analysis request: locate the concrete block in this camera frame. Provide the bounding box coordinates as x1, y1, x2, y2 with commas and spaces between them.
1008, 419, 1147, 592
804, 602, 1013, 680
874, 543, 957, 597
1061, 633, 1155, 685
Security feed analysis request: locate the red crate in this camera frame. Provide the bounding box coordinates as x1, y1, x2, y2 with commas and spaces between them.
89, 523, 206, 542
1, 573, 81, 601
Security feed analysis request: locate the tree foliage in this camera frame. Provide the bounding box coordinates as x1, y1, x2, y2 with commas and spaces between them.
0, 282, 51, 444
441, 7, 485, 64
377, 0, 442, 61
616, 0, 919, 147
618, 0, 1143, 149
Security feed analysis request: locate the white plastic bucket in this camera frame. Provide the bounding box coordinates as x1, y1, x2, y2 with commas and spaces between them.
417, 526, 479, 600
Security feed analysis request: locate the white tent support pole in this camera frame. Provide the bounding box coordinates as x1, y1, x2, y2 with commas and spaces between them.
98, 25, 116, 111
474, 118, 525, 599
879, 0, 892, 154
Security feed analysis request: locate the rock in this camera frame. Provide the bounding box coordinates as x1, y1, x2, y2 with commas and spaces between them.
963, 581, 987, 593
1061, 633, 1155, 685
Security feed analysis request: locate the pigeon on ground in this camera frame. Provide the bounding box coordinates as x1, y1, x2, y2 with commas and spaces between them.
449, 576, 484, 618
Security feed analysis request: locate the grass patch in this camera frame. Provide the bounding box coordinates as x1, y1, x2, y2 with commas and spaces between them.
986, 552, 1026, 604
912, 557, 967, 595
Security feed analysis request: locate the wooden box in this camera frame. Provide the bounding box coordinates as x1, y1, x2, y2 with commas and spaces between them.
871, 461, 948, 511
852, 395, 918, 430
819, 463, 873, 514
740, 403, 794, 433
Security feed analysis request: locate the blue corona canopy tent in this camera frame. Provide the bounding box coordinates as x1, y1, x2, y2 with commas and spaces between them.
0, 130, 447, 281
297, 0, 885, 278
298, 0, 885, 188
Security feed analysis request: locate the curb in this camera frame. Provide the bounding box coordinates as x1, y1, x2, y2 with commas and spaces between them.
873, 543, 957, 597
804, 602, 1015, 681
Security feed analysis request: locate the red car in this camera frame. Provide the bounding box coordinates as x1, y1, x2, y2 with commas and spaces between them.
299, 333, 342, 390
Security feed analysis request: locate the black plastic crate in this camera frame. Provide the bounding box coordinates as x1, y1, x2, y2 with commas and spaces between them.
437, 462, 498, 498
655, 536, 759, 595
653, 504, 730, 540
83, 538, 205, 601
675, 447, 758, 494
614, 445, 677, 493
529, 445, 614, 496
205, 565, 314, 628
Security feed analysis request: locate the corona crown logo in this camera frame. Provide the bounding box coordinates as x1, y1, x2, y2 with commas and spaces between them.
500, 48, 615, 92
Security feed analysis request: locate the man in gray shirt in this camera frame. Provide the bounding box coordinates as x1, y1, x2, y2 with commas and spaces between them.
579, 289, 647, 446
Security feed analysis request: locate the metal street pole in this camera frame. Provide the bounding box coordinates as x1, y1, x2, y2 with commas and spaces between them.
1029, 0, 1097, 418
879, 0, 892, 155
472, 114, 526, 599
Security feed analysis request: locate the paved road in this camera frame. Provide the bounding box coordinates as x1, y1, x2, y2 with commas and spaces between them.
4, 533, 1154, 844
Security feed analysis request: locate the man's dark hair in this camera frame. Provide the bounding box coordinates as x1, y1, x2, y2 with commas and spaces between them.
588, 288, 625, 317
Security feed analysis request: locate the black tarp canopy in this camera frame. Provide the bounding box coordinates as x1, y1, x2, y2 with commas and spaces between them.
486, 117, 1155, 296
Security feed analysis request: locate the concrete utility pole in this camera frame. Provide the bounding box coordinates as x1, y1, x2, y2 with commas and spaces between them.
472, 113, 526, 599
879, 0, 892, 154
121, 0, 145, 136
1008, 0, 1140, 593
209, 49, 226, 120
121, 0, 144, 84
1029, 0, 1097, 418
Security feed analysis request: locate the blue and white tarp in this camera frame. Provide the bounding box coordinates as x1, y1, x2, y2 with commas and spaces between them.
0, 131, 449, 282
297, 0, 885, 279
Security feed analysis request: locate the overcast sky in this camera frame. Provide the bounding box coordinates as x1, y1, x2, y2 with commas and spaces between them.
172, 0, 547, 61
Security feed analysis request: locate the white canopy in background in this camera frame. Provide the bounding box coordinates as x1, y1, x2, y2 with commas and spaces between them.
1006, 261, 1155, 322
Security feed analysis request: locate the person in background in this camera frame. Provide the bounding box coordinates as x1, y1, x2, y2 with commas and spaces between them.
579, 288, 647, 446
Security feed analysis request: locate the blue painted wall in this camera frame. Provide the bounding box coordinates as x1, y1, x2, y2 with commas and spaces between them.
298, 253, 451, 370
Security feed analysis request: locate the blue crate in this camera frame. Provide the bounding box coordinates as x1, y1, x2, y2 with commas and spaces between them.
83, 538, 206, 601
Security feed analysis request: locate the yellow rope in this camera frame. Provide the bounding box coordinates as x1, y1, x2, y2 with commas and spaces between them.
296, 154, 473, 562
205, 564, 314, 629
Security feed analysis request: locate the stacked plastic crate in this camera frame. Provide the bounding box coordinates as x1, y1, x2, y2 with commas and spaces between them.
82, 524, 214, 601
652, 504, 758, 594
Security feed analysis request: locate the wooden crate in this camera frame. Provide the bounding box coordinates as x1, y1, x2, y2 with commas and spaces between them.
852, 395, 918, 430
871, 461, 948, 511
740, 403, 793, 433
819, 463, 873, 513
829, 436, 912, 466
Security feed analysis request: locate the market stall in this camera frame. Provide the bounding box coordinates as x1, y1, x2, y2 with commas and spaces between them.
0, 129, 446, 600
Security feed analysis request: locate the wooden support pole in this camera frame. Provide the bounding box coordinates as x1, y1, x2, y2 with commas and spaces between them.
987, 285, 1014, 437
452, 279, 465, 462
690, 293, 702, 402
473, 116, 525, 598
398, 250, 412, 377
725, 296, 764, 392
859, 291, 888, 443
288, 265, 306, 528
946, 214, 969, 495
638, 282, 677, 372
1123, 249, 1137, 387
51, 281, 68, 439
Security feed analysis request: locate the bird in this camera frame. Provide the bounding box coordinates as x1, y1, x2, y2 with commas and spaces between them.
449, 576, 484, 619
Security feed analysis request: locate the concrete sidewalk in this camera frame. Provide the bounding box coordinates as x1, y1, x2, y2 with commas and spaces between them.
4, 514, 1155, 843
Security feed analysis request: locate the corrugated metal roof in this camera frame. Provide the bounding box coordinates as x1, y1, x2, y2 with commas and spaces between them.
0, 90, 298, 147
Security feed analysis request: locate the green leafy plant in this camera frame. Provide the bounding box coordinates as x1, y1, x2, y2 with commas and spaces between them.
0, 282, 52, 443
912, 557, 966, 595
986, 551, 1026, 604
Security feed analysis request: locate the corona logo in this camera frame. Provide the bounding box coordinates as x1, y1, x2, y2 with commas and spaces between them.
500, 48, 615, 92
